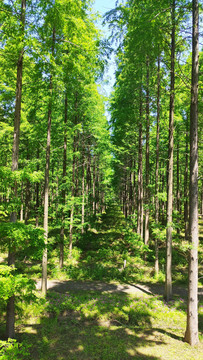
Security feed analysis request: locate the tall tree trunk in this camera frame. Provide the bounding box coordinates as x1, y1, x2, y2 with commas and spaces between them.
184, 0, 199, 346
69, 135, 76, 257
6, 0, 26, 339
86, 144, 91, 220
133, 159, 136, 220
41, 27, 55, 296
201, 180, 203, 219
124, 166, 128, 218
144, 58, 150, 248
24, 179, 30, 225
165, 0, 175, 301
81, 145, 85, 234
24, 141, 30, 224
59, 92, 67, 269
93, 153, 96, 215
184, 116, 189, 239
176, 129, 180, 235
137, 85, 143, 238
35, 147, 40, 227
129, 162, 133, 216
96, 158, 100, 213
155, 54, 161, 275
20, 183, 24, 221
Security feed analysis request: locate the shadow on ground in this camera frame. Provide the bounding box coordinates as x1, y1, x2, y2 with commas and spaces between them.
19, 284, 163, 360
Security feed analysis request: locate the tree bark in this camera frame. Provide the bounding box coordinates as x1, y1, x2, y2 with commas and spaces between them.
6, 0, 26, 339
59, 92, 68, 268
144, 58, 150, 248
41, 27, 55, 296
184, 115, 189, 239
155, 54, 160, 275
69, 135, 76, 257
176, 129, 180, 235
137, 84, 143, 238
93, 153, 96, 216
184, 0, 199, 346
20, 183, 24, 221
81, 144, 85, 234
165, 0, 175, 301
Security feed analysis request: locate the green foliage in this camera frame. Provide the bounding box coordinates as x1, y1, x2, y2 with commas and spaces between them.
0, 339, 30, 360
0, 222, 44, 259
0, 265, 36, 308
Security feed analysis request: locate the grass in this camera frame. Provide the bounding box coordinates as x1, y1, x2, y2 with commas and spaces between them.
5, 288, 201, 360
0, 207, 202, 359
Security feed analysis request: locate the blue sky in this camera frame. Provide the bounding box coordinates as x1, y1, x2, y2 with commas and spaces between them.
93, 0, 116, 22
92, 0, 117, 99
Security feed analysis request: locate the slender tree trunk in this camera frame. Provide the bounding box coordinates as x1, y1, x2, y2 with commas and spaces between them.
155, 54, 160, 275
201, 180, 203, 219
35, 147, 40, 227
124, 166, 128, 218
41, 27, 55, 296
24, 142, 30, 224
59, 92, 67, 269
165, 0, 175, 301
137, 85, 143, 238
184, 0, 199, 346
6, 0, 26, 339
96, 159, 100, 213
176, 129, 180, 235
81, 146, 85, 234
86, 144, 91, 220
41, 97, 51, 295
20, 183, 24, 221
93, 153, 96, 215
144, 58, 150, 248
133, 159, 136, 220
24, 179, 30, 225
129, 165, 133, 216
69, 136, 76, 257
184, 116, 189, 239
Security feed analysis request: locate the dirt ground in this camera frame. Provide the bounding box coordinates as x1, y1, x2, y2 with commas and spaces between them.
36, 279, 203, 300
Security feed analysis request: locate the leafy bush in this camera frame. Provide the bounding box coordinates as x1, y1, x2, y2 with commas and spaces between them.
0, 222, 44, 260
0, 339, 29, 360
0, 265, 36, 310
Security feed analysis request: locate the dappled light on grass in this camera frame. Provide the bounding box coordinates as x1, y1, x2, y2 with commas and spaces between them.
14, 287, 203, 360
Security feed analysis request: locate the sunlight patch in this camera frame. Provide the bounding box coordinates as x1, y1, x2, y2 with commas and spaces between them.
125, 328, 135, 335
126, 348, 136, 356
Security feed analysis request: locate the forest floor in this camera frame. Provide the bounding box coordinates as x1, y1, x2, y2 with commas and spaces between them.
14, 278, 201, 360
36, 278, 203, 299
1, 207, 203, 359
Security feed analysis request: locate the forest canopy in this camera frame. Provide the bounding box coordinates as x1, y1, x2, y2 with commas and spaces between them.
0, 0, 202, 355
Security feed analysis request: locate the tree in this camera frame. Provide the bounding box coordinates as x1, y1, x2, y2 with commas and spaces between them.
165, 0, 176, 302
184, 0, 199, 346
6, 0, 26, 339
